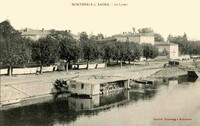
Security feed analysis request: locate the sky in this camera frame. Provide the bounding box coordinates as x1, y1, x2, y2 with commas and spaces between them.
0, 0, 200, 40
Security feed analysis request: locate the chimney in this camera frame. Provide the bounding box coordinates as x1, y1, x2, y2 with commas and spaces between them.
42, 28, 44, 32
24, 27, 28, 32
132, 27, 136, 33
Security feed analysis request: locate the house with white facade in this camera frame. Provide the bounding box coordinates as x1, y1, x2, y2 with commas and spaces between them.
155, 41, 179, 60
112, 32, 154, 45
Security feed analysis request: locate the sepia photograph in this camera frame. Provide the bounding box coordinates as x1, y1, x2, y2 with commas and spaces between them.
0, 0, 200, 126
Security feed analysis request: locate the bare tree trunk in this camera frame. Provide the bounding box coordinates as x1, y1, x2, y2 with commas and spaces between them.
108, 59, 111, 64
120, 59, 122, 68
86, 59, 89, 70
145, 58, 148, 66
129, 60, 130, 64
40, 65, 43, 74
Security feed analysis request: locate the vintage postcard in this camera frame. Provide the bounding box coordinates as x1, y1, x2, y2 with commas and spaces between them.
0, 0, 200, 126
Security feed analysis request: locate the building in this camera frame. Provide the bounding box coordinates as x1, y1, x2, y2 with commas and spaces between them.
155, 41, 179, 60
68, 75, 130, 96
19, 28, 50, 41
19, 28, 79, 41
112, 32, 155, 45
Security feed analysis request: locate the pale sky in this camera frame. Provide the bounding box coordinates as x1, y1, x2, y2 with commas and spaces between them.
0, 0, 200, 40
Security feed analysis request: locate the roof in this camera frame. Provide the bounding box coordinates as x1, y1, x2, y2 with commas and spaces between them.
96, 37, 117, 42
113, 32, 154, 38
155, 41, 178, 46
70, 75, 129, 85
19, 28, 79, 40
19, 28, 50, 39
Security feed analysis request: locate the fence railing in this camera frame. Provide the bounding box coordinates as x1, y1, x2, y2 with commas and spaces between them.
0, 63, 106, 75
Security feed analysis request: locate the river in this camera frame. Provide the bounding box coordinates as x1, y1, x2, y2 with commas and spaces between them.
1, 75, 200, 126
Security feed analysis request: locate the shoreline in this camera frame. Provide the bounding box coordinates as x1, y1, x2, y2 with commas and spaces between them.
0, 60, 193, 110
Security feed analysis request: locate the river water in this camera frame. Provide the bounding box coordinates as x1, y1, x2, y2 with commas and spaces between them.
1, 75, 200, 126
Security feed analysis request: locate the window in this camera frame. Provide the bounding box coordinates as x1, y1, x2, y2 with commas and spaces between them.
81, 103, 84, 109
81, 84, 84, 89
71, 84, 76, 88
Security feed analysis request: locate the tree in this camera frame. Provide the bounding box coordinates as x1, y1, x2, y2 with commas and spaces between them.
142, 43, 158, 65
154, 33, 164, 42
97, 33, 104, 39
0, 37, 5, 64
31, 36, 59, 73
59, 33, 80, 71
49, 30, 81, 71
0, 20, 30, 76
112, 42, 126, 67
160, 48, 169, 56
182, 33, 188, 42
123, 42, 143, 65
101, 42, 115, 64
138, 28, 154, 34
80, 32, 100, 69
132, 42, 143, 64
124, 42, 135, 64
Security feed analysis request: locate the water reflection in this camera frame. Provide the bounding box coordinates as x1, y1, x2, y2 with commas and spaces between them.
0, 75, 199, 126
68, 89, 157, 112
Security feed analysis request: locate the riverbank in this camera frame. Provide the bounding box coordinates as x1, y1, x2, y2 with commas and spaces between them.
0, 60, 195, 110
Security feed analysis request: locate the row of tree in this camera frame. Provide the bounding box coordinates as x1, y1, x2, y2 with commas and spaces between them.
0, 20, 159, 75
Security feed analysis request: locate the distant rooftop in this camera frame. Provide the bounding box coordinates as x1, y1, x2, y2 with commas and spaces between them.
155, 41, 178, 46
19, 28, 79, 40
19, 28, 50, 40
96, 37, 117, 42
113, 32, 154, 37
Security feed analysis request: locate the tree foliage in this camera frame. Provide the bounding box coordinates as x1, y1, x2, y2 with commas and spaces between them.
142, 43, 158, 60
154, 33, 164, 42
0, 21, 161, 74
80, 32, 100, 69
59, 33, 80, 64
0, 20, 30, 75
138, 28, 154, 34
124, 42, 143, 63
101, 42, 115, 63
31, 36, 59, 69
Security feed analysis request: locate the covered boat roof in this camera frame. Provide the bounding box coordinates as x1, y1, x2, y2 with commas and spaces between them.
70, 75, 129, 85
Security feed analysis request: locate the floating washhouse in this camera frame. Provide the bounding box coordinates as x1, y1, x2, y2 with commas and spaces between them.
68, 90, 129, 111
68, 75, 130, 96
